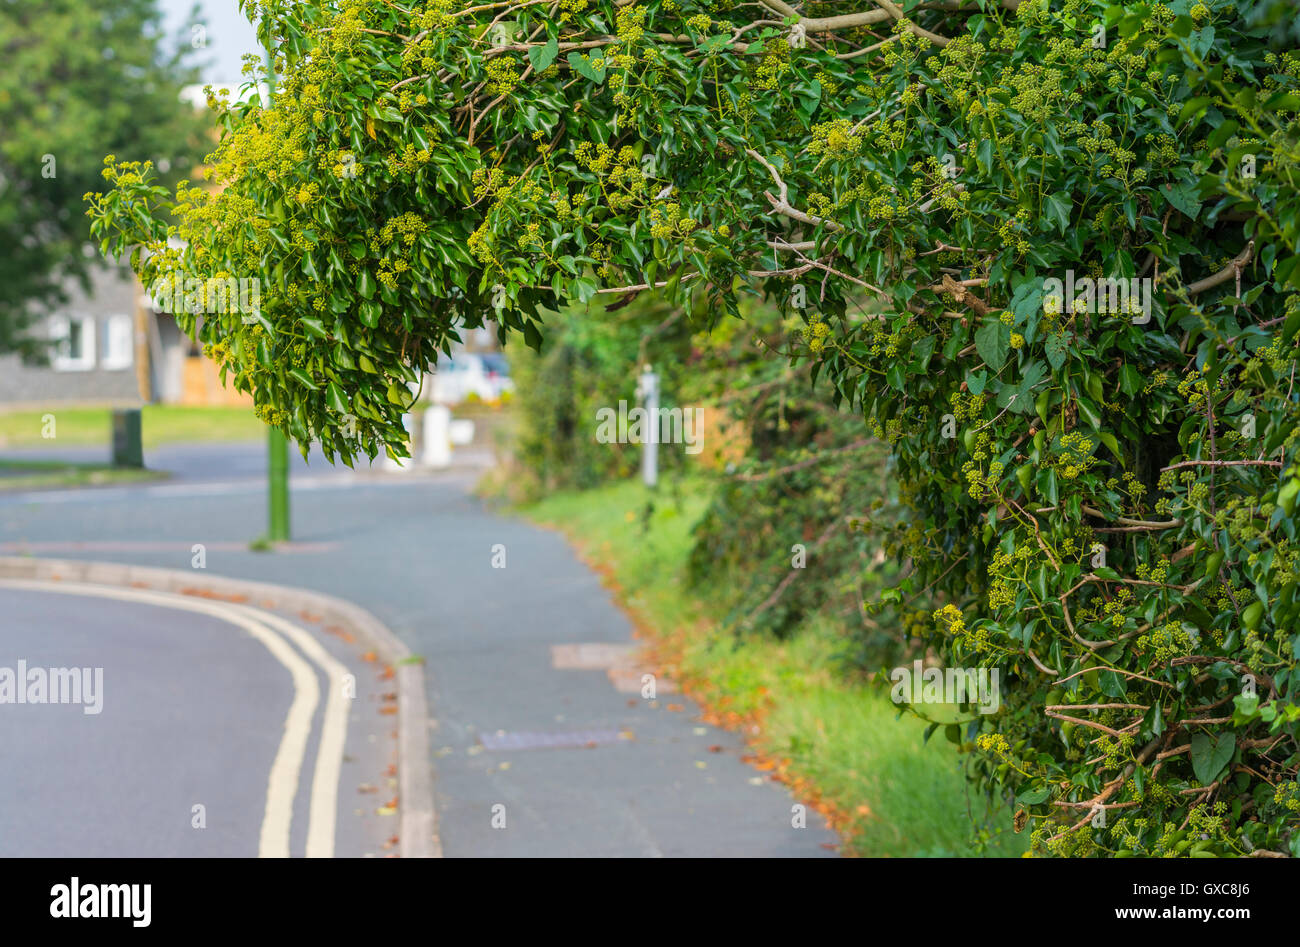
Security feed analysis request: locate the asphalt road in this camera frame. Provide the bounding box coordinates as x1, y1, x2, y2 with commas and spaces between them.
0, 445, 839, 856
0, 582, 398, 857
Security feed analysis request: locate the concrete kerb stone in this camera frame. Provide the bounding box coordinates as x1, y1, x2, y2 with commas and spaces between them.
0, 555, 440, 859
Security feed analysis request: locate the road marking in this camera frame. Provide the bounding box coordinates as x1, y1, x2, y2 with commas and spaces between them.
0, 579, 330, 857
232, 605, 350, 859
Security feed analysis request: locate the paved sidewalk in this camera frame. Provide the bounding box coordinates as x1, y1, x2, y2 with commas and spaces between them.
0, 469, 839, 856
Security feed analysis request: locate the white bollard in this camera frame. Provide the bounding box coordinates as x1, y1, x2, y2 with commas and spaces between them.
637, 365, 659, 488
422, 405, 452, 468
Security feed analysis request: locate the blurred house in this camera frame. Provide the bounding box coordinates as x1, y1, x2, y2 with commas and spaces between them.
0, 257, 250, 409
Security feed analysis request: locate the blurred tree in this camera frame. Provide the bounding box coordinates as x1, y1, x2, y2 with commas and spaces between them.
0, 0, 207, 358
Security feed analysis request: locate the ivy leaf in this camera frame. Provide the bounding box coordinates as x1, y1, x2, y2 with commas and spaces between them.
1119, 363, 1143, 396
886, 362, 906, 391
975, 321, 1010, 371
1190, 732, 1236, 787
1044, 192, 1072, 233
299, 316, 328, 339
326, 381, 349, 414
1163, 180, 1202, 220
1099, 670, 1128, 699
1046, 333, 1069, 371
529, 36, 559, 72
1009, 278, 1045, 320
568, 51, 605, 83
1016, 786, 1050, 806
357, 269, 377, 299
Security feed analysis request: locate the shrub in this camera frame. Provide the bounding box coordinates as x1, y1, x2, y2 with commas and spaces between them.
506, 297, 697, 499
88, 0, 1299, 854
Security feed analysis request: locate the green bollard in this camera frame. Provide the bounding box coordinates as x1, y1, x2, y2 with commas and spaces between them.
111, 408, 144, 468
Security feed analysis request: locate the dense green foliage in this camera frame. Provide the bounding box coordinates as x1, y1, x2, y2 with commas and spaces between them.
0, 0, 206, 356
683, 309, 900, 648
88, 0, 1300, 855
507, 297, 696, 497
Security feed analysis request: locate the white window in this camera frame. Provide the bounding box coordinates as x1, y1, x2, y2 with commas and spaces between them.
101, 314, 134, 370
48, 315, 96, 372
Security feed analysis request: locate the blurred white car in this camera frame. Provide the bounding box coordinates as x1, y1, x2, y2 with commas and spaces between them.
430, 353, 514, 405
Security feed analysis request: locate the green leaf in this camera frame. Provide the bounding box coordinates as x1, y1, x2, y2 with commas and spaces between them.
1016, 786, 1050, 806
886, 362, 905, 391
357, 269, 377, 299
1044, 192, 1072, 234
1190, 732, 1235, 787
300, 316, 328, 339
326, 381, 349, 414
567, 51, 605, 83
974, 321, 1010, 372
1119, 364, 1143, 396
1178, 96, 1215, 124
529, 36, 559, 72
1045, 333, 1069, 371
1162, 181, 1201, 220
1099, 670, 1128, 699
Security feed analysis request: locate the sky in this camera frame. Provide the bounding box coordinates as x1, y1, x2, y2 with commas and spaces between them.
158, 0, 262, 86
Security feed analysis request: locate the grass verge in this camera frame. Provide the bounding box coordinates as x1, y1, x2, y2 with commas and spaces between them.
521, 475, 1026, 857
0, 460, 167, 492
0, 405, 263, 448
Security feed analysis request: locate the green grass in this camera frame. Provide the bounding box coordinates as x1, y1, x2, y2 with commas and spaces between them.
0, 405, 263, 448
522, 476, 1027, 857
0, 459, 167, 492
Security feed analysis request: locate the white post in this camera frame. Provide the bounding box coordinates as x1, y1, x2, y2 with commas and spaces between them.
422, 405, 452, 468
637, 364, 659, 489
